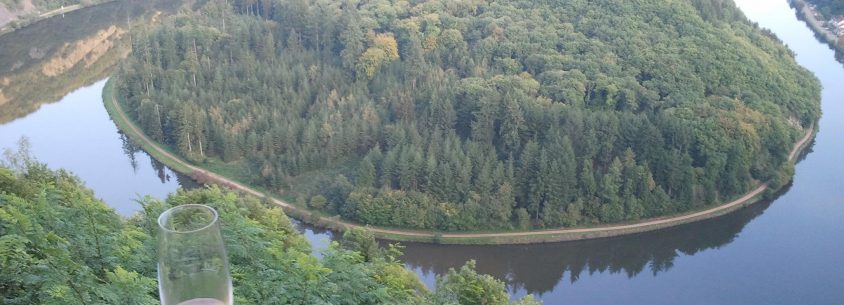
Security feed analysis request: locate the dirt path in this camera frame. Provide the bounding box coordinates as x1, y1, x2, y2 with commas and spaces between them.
109, 86, 815, 243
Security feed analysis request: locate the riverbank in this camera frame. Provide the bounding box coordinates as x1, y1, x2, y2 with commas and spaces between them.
0, 1, 112, 36
104, 79, 816, 244
789, 0, 844, 54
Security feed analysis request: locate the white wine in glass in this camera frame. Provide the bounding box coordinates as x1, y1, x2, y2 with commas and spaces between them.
158, 204, 233, 305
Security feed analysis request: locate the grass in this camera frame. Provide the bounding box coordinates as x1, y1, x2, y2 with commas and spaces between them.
200, 159, 254, 187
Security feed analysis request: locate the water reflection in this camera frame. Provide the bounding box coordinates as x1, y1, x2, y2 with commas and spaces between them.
398, 184, 791, 295
0, 0, 190, 217
787, 1, 844, 65
120, 133, 141, 173
0, 0, 185, 123
118, 131, 202, 189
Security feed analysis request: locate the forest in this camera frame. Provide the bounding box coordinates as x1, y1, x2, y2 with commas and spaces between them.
116, 0, 821, 231
0, 151, 539, 304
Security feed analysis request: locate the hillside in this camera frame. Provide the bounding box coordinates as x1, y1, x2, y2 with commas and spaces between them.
0, 153, 539, 304
115, 0, 821, 232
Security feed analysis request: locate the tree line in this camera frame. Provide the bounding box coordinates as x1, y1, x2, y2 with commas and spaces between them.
116, 0, 821, 231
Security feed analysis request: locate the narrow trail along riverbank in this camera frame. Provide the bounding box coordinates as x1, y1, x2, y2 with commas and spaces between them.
107, 79, 815, 244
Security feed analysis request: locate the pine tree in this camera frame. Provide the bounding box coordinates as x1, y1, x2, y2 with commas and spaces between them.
599, 157, 624, 222
357, 158, 376, 188
500, 99, 525, 152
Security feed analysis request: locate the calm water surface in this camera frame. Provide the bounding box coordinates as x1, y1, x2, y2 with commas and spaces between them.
0, 80, 191, 215
0, 0, 841, 304
0, 0, 191, 215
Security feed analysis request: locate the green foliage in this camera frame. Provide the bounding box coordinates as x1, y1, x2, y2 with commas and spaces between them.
309, 195, 327, 210
340, 228, 381, 262
357, 158, 376, 187
515, 208, 531, 230
431, 260, 540, 305
0, 160, 536, 304
357, 47, 389, 80
117, 0, 820, 232
0, 162, 152, 305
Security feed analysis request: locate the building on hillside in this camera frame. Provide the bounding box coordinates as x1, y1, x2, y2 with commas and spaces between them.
830, 16, 844, 28
829, 16, 844, 36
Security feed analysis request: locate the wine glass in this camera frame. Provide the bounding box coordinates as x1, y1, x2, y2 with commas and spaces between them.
157, 204, 233, 305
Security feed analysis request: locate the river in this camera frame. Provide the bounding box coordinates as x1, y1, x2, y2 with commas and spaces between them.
0, 0, 841, 304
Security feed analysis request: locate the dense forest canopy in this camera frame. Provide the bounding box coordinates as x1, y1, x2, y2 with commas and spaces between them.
116, 0, 821, 231
0, 153, 539, 304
